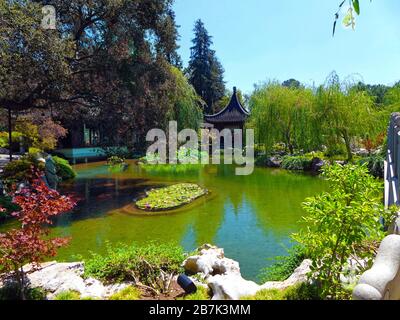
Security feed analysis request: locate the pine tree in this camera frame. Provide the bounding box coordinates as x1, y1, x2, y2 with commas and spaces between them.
187, 19, 225, 114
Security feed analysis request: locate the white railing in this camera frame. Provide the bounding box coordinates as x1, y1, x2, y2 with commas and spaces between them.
353, 113, 400, 300
385, 113, 400, 233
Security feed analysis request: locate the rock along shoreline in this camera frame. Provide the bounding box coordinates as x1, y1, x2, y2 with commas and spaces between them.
0, 244, 311, 300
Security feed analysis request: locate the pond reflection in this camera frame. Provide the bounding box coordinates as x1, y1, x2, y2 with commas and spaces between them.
50, 161, 327, 282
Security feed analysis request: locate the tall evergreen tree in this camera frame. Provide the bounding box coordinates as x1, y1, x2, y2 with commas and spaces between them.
187, 19, 225, 114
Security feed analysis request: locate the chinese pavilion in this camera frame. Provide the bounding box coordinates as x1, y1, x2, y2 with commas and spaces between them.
204, 87, 249, 131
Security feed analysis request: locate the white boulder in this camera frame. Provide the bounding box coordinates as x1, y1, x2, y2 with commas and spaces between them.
182, 244, 240, 277
183, 244, 311, 300
208, 274, 260, 300
261, 259, 311, 290
353, 235, 400, 300
3, 261, 129, 300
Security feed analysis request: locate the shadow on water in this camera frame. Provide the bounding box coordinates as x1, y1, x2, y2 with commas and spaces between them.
1, 161, 328, 282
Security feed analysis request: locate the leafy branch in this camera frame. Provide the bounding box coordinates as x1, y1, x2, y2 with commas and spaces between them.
333, 0, 368, 36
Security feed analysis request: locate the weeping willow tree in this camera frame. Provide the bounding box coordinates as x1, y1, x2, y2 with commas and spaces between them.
167, 66, 204, 131
248, 82, 320, 154
314, 73, 378, 161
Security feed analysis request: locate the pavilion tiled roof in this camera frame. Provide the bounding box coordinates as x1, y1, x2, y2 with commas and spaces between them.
204, 87, 249, 124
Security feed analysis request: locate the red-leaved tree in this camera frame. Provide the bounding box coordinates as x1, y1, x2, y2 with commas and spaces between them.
0, 173, 75, 299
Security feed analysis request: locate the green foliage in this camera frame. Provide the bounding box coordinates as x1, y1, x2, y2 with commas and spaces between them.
108, 286, 141, 300
1, 154, 44, 188
254, 154, 270, 167
187, 19, 225, 113
315, 74, 379, 161
354, 82, 389, 105
15, 117, 67, 152
282, 282, 321, 300
168, 67, 203, 130
178, 286, 210, 300
359, 155, 384, 179
52, 156, 76, 181
242, 282, 321, 300
136, 183, 207, 211
54, 290, 81, 300
84, 242, 185, 293
248, 73, 391, 161
241, 288, 284, 300
28, 147, 42, 155
333, 0, 361, 36
281, 156, 312, 171
259, 245, 306, 282
293, 164, 396, 299
0, 131, 22, 148
248, 82, 319, 154
323, 143, 347, 159
0, 284, 46, 300
0, 195, 20, 219
107, 156, 125, 166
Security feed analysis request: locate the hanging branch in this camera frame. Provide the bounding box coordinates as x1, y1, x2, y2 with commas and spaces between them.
333, 0, 363, 37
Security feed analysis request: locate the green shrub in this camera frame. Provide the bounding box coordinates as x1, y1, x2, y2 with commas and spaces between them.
271, 142, 287, 155
241, 283, 321, 300
84, 242, 185, 293
0, 195, 20, 219
324, 144, 347, 158
107, 156, 125, 166
303, 151, 325, 160
293, 164, 397, 299
359, 155, 384, 178
241, 289, 284, 300
254, 144, 267, 157
109, 286, 141, 300
281, 156, 312, 171
178, 286, 210, 300
54, 290, 81, 300
28, 147, 42, 155
0, 285, 46, 300
0, 131, 22, 148
283, 282, 321, 300
2, 154, 44, 188
259, 245, 306, 282
53, 156, 76, 181
254, 154, 269, 166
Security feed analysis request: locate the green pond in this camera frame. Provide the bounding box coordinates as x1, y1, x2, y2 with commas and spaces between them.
15, 161, 328, 282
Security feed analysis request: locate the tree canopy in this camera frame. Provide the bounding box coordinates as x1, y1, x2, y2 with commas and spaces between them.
187, 19, 225, 114
0, 0, 204, 153
248, 72, 392, 160
314, 73, 377, 161
248, 82, 318, 154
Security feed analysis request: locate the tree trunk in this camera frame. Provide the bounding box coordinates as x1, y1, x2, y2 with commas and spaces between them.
342, 131, 352, 162
8, 107, 13, 162
15, 267, 26, 300
285, 131, 294, 154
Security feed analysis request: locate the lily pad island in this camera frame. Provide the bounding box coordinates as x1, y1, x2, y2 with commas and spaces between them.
135, 183, 208, 211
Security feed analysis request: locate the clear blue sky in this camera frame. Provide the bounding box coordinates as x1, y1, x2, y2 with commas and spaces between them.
173, 0, 400, 94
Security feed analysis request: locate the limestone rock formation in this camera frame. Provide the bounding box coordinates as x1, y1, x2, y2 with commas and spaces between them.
353, 235, 400, 300
1, 261, 130, 300
183, 244, 311, 300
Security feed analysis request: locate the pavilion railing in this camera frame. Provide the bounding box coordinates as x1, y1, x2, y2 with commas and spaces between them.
353, 113, 400, 300
385, 113, 400, 233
